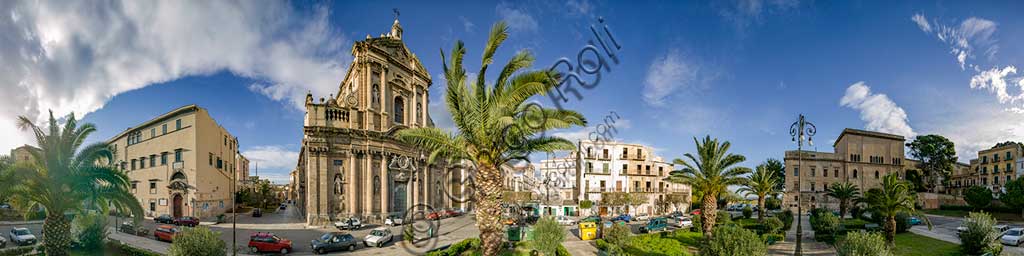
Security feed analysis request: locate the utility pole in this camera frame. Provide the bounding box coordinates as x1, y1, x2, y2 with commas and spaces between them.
232, 161, 237, 255
790, 114, 816, 256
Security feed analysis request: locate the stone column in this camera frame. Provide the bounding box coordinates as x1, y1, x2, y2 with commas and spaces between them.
364, 154, 374, 220
421, 87, 428, 127
380, 66, 388, 131
381, 156, 390, 216
347, 153, 357, 217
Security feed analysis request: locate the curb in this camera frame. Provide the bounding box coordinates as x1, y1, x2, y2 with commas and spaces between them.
0, 220, 45, 225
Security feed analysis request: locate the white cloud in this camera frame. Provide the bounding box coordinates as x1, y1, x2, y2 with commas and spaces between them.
840, 82, 916, 138
970, 66, 1024, 106
496, 3, 538, 33
912, 14, 997, 70
642, 49, 698, 106
241, 145, 300, 171
0, 1, 349, 152
716, 0, 800, 32
911, 14, 931, 32
566, 0, 594, 17
459, 16, 475, 32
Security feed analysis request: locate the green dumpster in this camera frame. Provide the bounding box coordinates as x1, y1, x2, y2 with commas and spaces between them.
507, 225, 522, 242
521, 226, 535, 241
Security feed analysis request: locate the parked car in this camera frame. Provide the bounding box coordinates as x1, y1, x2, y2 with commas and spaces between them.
690, 209, 702, 215
384, 214, 404, 226
580, 215, 602, 223
249, 232, 293, 254
334, 217, 363, 230
154, 214, 175, 224
363, 227, 393, 248
668, 211, 685, 218
908, 216, 922, 226
119, 221, 149, 236
611, 214, 633, 222
673, 217, 693, 228
8, 228, 36, 246
0, 235, 7, 248
252, 208, 263, 217
310, 232, 358, 254
639, 217, 668, 233
153, 225, 179, 242
995, 225, 1011, 239
427, 212, 441, 220
444, 209, 460, 218
1001, 228, 1024, 246
279, 204, 287, 210
636, 213, 651, 221
554, 215, 576, 226
175, 216, 199, 227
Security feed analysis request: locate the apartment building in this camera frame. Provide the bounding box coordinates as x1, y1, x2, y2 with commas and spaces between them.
560, 140, 690, 216
947, 142, 1024, 195
537, 155, 579, 216
236, 153, 250, 187
783, 128, 923, 211
107, 105, 238, 219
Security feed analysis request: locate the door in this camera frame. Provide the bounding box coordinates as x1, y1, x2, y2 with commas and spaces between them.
172, 194, 183, 218
599, 207, 607, 216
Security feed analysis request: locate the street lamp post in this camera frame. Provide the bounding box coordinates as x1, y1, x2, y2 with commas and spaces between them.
790, 114, 816, 256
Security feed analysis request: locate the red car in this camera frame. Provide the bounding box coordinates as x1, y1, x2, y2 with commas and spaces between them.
427, 212, 440, 220
690, 209, 702, 215
444, 209, 459, 218
248, 232, 293, 254
154, 225, 178, 242
174, 216, 199, 227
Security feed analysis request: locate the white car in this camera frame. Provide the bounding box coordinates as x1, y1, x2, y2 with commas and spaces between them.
8, 228, 36, 246
555, 215, 576, 226
363, 227, 393, 248
333, 217, 363, 230
995, 225, 1010, 239
1001, 228, 1024, 246
673, 217, 693, 228
636, 214, 651, 222
384, 215, 404, 226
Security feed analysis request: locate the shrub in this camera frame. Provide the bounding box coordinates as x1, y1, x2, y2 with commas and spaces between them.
0, 245, 38, 256
742, 206, 753, 219
106, 241, 162, 256
811, 213, 841, 244
836, 231, 892, 256
716, 210, 732, 225
533, 216, 565, 256
763, 217, 784, 234
604, 222, 632, 251
424, 238, 479, 256
700, 225, 767, 256
958, 212, 1003, 256
894, 212, 910, 234
779, 209, 794, 231
691, 217, 702, 232
850, 205, 862, 219
841, 218, 869, 230
74, 213, 109, 250
765, 198, 782, 210
964, 186, 993, 210
629, 234, 688, 256
762, 233, 785, 244
169, 226, 226, 256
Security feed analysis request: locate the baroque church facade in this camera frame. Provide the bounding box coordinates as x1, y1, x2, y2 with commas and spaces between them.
294, 19, 466, 225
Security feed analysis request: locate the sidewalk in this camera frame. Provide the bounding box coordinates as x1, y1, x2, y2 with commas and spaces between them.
768, 214, 836, 256
108, 227, 169, 255
0, 219, 44, 225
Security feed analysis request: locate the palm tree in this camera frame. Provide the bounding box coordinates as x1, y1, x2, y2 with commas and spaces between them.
396, 21, 586, 255
666, 136, 750, 238
861, 174, 931, 245
737, 162, 781, 221
6, 111, 143, 256
825, 182, 860, 219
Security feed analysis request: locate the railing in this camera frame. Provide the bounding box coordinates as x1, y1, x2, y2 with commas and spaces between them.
173, 161, 184, 171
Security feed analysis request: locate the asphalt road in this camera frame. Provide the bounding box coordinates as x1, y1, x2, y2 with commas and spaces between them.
911, 214, 1024, 255
0, 222, 43, 249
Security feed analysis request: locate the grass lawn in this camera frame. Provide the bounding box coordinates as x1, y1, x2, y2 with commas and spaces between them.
892, 233, 960, 256
923, 209, 1024, 222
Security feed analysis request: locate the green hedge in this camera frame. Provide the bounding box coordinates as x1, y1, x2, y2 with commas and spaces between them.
425, 238, 480, 256
107, 240, 162, 256
627, 233, 690, 256
0, 245, 38, 256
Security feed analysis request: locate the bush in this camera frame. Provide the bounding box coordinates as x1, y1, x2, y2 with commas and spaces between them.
779, 210, 794, 231
74, 213, 109, 250
894, 212, 910, 234
424, 238, 479, 256
691, 217, 703, 232
0, 245, 38, 256
958, 212, 1003, 256
811, 213, 841, 244
604, 222, 632, 251
850, 205, 862, 219
836, 231, 892, 256
701, 225, 767, 256
533, 216, 565, 256
762, 233, 785, 244
841, 218, 870, 230
763, 217, 784, 234
964, 186, 993, 210
765, 198, 782, 210
742, 206, 753, 219
169, 226, 226, 256
106, 241, 162, 256
716, 210, 732, 225
628, 234, 688, 256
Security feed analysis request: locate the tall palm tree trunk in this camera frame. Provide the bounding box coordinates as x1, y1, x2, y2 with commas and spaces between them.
757, 196, 766, 222
839, 200, 848, 220
702, 193, 718, 238
43, 212, 71, 256
476, 165, 505, 256
884, 215, 896, 246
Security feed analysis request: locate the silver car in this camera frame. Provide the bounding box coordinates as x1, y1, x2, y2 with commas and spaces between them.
9, 228, 36, 246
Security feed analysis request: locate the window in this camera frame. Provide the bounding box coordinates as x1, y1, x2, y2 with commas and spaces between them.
140, 157, 146, 168
602, 149, 608, 159
224, 136, 227, 146
209, 153, 213, 166
645, 165, 651, 175
602, 163, 609, 173
995, 176, 1000, 184
175, 119, 181, 130
983, 156, 988, 163
149, 202, 156, 211
811, 168, 815, 177
622, 164, 627, 174
121, 162, 126, 170
586, 162, 593, 173
995, 154, 1000, 162
824, 183, 829, 190
811, 182, 816, 192
874, 170, 879, 179
150, 128, 155, 138
1007, 152, 1013, 160
834, 169, 839, 177
217, 157, 223, 169
174, 149, 182, 162
995, 165, 1000, 173
162, 124, 167, 134
131, 159, 137, 170
636, 165, 641, 174
853, 169, 858, 178
658, 167, 664, 176
823, 168, 828, 177
600, 180, 606, 191
1007, 163, 1013, 172
394, 96, 405, 123
149, 181, 157, 194
161, 153, 167, 165
794, 167, 799, 177
622, 148, 628, 158
149, 155, 156, 167
637, 149, 643, 158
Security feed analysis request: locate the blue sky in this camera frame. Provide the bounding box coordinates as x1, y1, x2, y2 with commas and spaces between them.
4, 1, 1024, 183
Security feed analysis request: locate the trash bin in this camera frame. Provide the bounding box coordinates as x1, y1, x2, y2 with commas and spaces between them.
579, 222, 598, 241
507, 225, 522, 242
521, 226, 534, 241
600, 221, 614, 238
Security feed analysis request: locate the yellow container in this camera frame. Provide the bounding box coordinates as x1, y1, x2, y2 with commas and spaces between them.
578, 222, 598, 241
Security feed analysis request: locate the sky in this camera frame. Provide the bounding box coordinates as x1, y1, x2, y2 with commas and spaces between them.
3, 0, 1024, 184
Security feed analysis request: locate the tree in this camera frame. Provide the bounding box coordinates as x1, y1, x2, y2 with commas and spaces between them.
170, 226, 227, 256
664, 193, 688, 213
1002, 178, 1024, 218
903, 169, 926, 192
74, 213, 109, 251
964, 186, 993, 210
958, 212, 1003, 255
762, 158, 785, 191
905, 135, 957, 193
396, 21, 587, 256
626, 193, 647, 216
6, 112, 143, 256
825, 182, 860, 219
533, 216, 565, 256
579, 200, 593, 216
837, 231, 893, 256
737, 161, 781, 221
665, 136, 751, 238
700, 225, 767, 256
600, 192, 629, 215
860, 174, 931, 245
603, 223, 631, 254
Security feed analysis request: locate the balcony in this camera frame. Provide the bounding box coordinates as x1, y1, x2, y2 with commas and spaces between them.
172, 161, 184, 171
619, 154, 628, 160
584, 153, 596, 160
632, 155, 646, 160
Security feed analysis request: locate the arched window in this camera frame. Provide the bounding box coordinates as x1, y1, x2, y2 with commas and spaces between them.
852, 169, 858, 178
394, 96, 405, 123
874, 170, 879, 179
372, 84, 380, 108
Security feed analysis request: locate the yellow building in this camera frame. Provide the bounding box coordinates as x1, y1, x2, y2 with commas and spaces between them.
235, 153, 250, 187
783, 129, 924, 211
107, 105, 238, 219
9, 145, 36, 163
